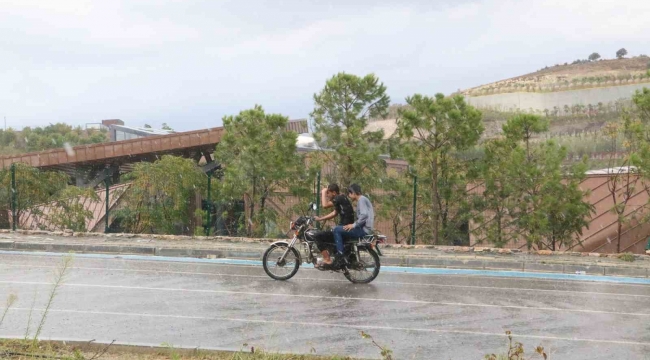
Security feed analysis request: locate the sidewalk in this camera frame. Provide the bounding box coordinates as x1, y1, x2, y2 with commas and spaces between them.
1, 229, 649, 278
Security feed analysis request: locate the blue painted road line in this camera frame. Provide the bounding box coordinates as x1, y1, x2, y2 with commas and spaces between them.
1, 250, 649, 285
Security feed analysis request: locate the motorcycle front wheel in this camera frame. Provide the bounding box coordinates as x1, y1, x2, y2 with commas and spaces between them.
344, 247, 380, 284
262, 244, 300, 280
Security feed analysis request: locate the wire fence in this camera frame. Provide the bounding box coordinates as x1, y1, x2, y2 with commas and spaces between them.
3, 158, 650, 253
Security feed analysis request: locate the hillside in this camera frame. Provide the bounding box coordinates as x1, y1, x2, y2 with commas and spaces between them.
462, 56, 650, 96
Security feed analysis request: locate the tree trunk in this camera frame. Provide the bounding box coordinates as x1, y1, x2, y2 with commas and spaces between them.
496, 210, 502, 245
393, 220, 399, 244
260, 194, 267, 237
551, 235, 556, 251
431, 158, 440, 244
617, 219, 622, 253
248, 177, 256, 236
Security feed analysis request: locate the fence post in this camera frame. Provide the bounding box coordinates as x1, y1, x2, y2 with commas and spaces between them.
11, 163, 16, 231
410, 168, 418, 245
205, 172, 212, 236
104, 169, 110, 233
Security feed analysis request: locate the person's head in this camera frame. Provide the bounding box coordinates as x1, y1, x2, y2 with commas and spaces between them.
326, 183, 340, 200
347, 183, 362, 201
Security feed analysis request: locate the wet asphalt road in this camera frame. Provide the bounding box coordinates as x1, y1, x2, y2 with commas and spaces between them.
1, 253, 650, 359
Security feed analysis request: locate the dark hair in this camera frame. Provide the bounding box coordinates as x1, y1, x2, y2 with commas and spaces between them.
327, 183, 340, 193
347, 183, 362, 195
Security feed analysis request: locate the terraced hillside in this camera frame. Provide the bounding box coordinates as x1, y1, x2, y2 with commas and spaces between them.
462, 57, 650, 96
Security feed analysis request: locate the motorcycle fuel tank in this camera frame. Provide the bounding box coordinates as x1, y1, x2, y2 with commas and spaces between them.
305, 229, 334, 243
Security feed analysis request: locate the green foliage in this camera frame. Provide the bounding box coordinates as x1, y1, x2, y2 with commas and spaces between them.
311, 72, 390, 189
117, 155, 206, 234
474, 139, 519, 247
502, 114, 549, 145
0, 164, 107, 232
395, 93, 483, 244
588, 52, 601, 61
632, 87, 650, 123
216, 105, 308, 237
476, 114, 593, 250
375, 172, 418, 244
45, 186, 101, 232
0, 164, 69, 227
616, 48, 628, 59
0, 123, 108, 155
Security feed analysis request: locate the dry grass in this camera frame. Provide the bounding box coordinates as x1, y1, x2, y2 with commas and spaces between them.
0, 339, 354, 360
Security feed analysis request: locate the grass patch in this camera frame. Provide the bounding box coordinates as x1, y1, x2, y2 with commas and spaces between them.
0, 339, 355, 360
618, 253, 636, 262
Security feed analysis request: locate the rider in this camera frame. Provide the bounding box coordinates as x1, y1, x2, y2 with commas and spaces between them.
331, 183, 375, 267
314, 183, 354, 268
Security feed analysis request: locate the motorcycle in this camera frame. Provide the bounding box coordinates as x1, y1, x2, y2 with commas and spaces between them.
262, 203, 386, 284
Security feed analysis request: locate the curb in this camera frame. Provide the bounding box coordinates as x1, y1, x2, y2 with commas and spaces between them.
1, 240, 648, 279
3, 229, 650, 257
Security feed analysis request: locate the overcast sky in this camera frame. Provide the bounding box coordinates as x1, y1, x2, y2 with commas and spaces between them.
1, 0, 649, 131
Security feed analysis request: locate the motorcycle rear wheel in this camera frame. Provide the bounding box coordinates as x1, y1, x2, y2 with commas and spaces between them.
344, 247, 380, 284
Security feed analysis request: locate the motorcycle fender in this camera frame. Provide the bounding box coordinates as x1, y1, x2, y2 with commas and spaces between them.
268, 241, 303, 263
356, 242, 383, 256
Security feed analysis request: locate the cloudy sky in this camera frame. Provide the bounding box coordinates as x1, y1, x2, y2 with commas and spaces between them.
1, 0, 649, 131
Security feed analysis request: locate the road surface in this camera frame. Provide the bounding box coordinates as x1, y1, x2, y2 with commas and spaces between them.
1, 252, 649, 359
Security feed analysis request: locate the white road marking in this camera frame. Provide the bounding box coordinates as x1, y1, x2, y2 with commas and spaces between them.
2, 280, 650, 317
2, 263, 650, 299
8, 307, 650, 347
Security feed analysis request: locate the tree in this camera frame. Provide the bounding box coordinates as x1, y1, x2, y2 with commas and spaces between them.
0, 164, 68, 228
215, 105, 305, 237
632, 87, 650, 123
375, 173, 414, 244
589, 52, 601, 61
117, 155, 206, 234
502, 114, 593, 250
535, 150, 593, 251
395, 93, 483, 244
629, 88, 650, 241
502, 114, 549, 158
616, 48, 628, 59
474, 139, 519, 247
311, 73, 390, 189
161, 123, 173, 131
